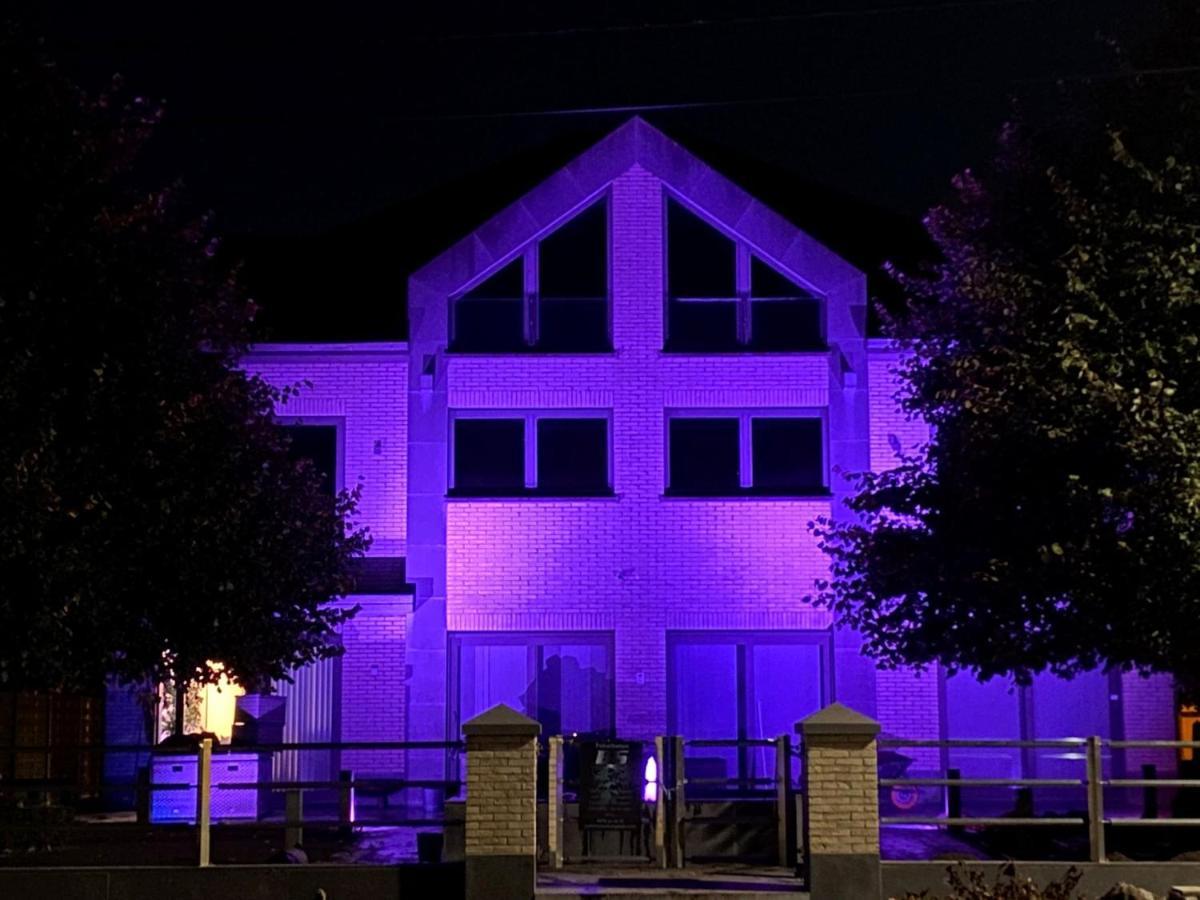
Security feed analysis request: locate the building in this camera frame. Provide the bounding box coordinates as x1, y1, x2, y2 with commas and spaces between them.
111, 117, 1176, 789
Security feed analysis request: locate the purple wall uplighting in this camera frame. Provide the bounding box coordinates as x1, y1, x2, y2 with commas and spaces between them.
209, 119, 1176, 789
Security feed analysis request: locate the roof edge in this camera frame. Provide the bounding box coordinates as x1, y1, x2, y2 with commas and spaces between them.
409, 116, 864, 300
245, 341, 408, 355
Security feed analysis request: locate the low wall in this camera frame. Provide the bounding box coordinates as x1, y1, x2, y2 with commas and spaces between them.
0, 862, 464, 900
883, 861, 1200, 898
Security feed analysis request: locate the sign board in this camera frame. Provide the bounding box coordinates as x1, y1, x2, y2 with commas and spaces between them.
578, 740, 643, 829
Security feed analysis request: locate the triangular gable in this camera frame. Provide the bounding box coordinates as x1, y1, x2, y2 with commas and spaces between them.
409, 117, 863, 302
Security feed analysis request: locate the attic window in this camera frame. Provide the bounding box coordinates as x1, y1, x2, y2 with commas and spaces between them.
451, 260, 525, 352
449, 199, 610, 353
665, 197, 824, 352
538, 201, 609, 351
749, 258, 823, 351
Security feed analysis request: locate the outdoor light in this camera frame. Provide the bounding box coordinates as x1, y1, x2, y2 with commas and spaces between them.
643, 754, 658, 803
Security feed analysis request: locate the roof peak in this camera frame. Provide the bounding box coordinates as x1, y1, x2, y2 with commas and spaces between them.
410, 116, 863, 301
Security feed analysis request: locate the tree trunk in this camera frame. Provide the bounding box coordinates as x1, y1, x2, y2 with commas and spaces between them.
173, 681, 185, 737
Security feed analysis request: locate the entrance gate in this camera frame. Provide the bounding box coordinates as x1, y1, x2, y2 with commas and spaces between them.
542, 733, 800, 870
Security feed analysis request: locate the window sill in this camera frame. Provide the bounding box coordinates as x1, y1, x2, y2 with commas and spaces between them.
661, 489, 831, 501
445, 346, 615, 356
447, 490, 619, 501
659, 346, 829, 357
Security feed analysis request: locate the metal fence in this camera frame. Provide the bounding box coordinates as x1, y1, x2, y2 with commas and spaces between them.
879, 736, 1200, 862
0, 739, 464, 866
543, 733, 799, 869
10, 731, 1200, 870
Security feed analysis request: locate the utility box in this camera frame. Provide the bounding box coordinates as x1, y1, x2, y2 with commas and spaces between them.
149, 751, 265, 823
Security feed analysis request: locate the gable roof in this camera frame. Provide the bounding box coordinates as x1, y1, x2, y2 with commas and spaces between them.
409, 116, 864, 303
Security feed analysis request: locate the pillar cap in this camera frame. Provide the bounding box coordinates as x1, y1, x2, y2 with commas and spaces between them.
797, 702, 881, 737
462, 703, 541, 738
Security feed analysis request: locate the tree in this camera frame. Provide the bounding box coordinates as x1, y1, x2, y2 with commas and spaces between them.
0, 30, 369, 721
814, 27, 1200, 692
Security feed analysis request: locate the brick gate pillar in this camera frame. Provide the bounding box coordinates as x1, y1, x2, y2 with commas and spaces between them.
463, 704, 541, 900
798, 703, 882, 900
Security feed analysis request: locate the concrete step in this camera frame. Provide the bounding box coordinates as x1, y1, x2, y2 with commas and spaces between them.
536, 866, 807, 897
538, 893, 807, 899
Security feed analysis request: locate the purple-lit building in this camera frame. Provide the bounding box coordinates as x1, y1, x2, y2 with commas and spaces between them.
117, 119, 1177, 787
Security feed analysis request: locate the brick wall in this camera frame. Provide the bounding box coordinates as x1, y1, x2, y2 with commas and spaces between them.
241, 346, 408, 556
804, 733, 881, 854
443, 168, 836, 737
1122, 671, 1177, 775
873, 666, 941, 770
867, 346, 936, 749
242, 346, 411, 755
339, 598, 409, 773
464, 734, 538, 856
867, 346, 928, 472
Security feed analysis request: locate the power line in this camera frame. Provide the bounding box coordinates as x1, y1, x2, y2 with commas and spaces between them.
353, 63, 1200, 123
41, 0, 1044, 52
430, 0, 1040, 43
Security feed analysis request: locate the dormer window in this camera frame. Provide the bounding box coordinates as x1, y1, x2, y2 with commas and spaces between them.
665, 197, 824, 352
449, 198, 610, 353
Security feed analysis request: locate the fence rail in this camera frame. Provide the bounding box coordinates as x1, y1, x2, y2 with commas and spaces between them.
879, 735, 1200, 863
9, 729, 1200, 871
0, 737, 466, 867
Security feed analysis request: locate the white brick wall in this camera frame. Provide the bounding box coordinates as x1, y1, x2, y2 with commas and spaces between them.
443, 168, 836, 737
242, 345, 411, 756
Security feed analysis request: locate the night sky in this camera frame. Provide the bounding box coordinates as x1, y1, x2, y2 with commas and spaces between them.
18, 1, 1171, 338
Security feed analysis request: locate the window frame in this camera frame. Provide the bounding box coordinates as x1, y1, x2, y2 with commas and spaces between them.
938, 668, 1125, 780
448, 631, 617, 740
278, 417, 345, 495
664, 409, 829, 497
447, 193, 613, 354
667, 630, 833, 792
663, 192, 827, 352
449, 409, 614, 497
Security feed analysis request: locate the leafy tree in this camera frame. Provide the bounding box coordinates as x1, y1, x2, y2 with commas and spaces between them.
815, 25, 1200, 692
0, 30, 368, 725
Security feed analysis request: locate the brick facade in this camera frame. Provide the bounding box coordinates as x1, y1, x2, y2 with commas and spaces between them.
199, 119, 1176, 772
242, 344, 411, 766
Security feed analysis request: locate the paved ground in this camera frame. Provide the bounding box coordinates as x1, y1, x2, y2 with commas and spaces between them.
537, 863, 806, 897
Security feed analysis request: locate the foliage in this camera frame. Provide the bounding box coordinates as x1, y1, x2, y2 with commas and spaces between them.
0, 29, 369, 702
814, 17, 1200, 691
895, 864, 1085, 900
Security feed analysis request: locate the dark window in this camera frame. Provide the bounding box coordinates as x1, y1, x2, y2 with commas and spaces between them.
944, 670, 1120, 814
751, 418, 823, 492
453, 419, 525, 494
451, 260, 525, 352
284, 425, 337, 496
749, 257, 823, 350
664, 200, 826, 353
539, 203, 606, 297
667, 198, 737, 298
668, 418, 740, 495
536, 419, 609, 494
666, 199, 739, 351
451, 633, 614, 766
669, 632, 827, 795
451, 202, 610, 354
539, 201, 610, 351
668, 300, 739, 353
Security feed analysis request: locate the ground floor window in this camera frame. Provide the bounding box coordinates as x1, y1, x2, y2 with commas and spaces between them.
271, 654, 341, 783
449, 632, 615, 740
941, 668, 1122, 813
668, 631, 830, 792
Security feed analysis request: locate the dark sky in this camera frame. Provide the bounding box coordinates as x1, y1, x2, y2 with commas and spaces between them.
17, 1, 1173, 336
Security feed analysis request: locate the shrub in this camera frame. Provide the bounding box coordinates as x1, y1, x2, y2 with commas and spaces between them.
896, 863, 1085, 900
